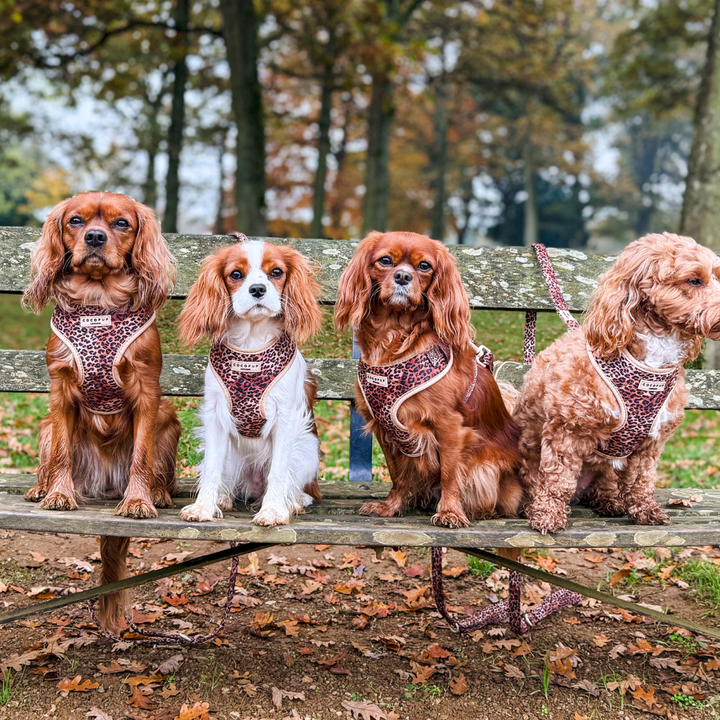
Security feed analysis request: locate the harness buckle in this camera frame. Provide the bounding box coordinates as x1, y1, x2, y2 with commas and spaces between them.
475, 345, 492, 368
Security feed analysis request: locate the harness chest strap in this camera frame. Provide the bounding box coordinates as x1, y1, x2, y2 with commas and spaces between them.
50, 305, 156, 415
210, 332, 298, 438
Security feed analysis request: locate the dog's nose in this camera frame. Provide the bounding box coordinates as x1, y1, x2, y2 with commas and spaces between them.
394, 270, 412, 286
249, 284, 267, 299
85, 230, 107, 248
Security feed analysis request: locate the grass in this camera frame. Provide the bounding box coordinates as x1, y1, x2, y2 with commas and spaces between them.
0, 670, 11, 706
467, 557, 496, 577
1, 294, 719, 488
678, 560, 720, 610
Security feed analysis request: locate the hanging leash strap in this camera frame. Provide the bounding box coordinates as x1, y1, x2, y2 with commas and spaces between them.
433, 243, 585, 635
463, 342, 494, 403
523, 244, 580, 364
89, 543, 242, 646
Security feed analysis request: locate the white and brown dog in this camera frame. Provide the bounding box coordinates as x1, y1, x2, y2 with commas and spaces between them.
179, 238, 323, 526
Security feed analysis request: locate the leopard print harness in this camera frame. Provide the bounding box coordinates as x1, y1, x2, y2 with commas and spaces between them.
210, 332, 298, 438
588, 346, 678, 459
50, 305, 156, 415
357, 344, 453, 457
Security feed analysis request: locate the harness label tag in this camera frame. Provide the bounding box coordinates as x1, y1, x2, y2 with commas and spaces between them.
80, 315, 112, 328
638, 379, 666, 393
366, 373, 388, 387
427, 346, 444, 367
558, 309, 574, 325
231, 360, 262, 373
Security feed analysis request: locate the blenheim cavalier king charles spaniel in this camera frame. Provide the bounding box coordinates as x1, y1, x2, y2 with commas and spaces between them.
178, 238, 323, 527
334, 231, 522, 528
23, 192, 180, 630
515, 233, 720, 534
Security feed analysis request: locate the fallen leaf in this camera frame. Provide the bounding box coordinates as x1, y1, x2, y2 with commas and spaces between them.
29, 552, 46, 563
86, 709, 113, 720
175, 702, 211, 720
609, 568, 632, 587
572, 679, 599, 696
450, 674, 468, 695
57, 675, 99, 696
154, 654, 184, 675
593, 634, 611, 647
127, 686, 154, 710
342, 700, 387, 720
272, 686, 306, 710
159, 683, 181, 698
388, 549, 407, 568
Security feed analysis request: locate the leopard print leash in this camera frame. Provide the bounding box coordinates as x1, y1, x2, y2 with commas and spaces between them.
432, 243, 583, 635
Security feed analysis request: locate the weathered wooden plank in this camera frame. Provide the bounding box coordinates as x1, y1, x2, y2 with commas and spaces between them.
0, 492, 715, 548
0, 227, 619, 311
1, 474, 717, 519
5, 351, 720, 409
0, 349, 358, 400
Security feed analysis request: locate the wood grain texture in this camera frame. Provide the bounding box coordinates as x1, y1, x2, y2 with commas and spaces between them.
1, 227, 618, 311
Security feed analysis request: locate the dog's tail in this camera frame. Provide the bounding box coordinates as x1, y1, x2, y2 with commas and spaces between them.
98, 536, 130, 633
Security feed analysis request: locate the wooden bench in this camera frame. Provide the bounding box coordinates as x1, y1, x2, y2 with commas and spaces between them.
1, 229, 720, 630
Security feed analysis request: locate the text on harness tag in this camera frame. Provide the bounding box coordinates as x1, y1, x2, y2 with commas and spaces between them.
638, 379, 667, 393
80, 315, 112, 328
231, 360, 262, 373
366, 373, 388, 387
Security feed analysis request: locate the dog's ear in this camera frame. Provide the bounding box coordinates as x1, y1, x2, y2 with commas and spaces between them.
179, 251, 230, 347
427, 241, 474, 350
334, 233, 379, 332
585, 237, 658, 359
281, 247, 323, 344
132, 202, 176, 311
22, 200, 70, 313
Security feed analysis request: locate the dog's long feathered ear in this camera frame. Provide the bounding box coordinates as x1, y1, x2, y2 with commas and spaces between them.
22, 200, 70, 313
132, 202, 176, 311
179, 252, 230, 347
334, 233, 379, 332
584, 236, 661, 359
428, 241, 474, 350
281, 247, 323, 344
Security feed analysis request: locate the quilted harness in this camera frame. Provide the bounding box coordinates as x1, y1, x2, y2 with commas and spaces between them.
210, 332, 298, 438
526, 244, 679, 459
50, 304, 156, 415
357, 342, 493, 457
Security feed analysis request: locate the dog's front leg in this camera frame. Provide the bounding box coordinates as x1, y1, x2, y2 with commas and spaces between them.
619, 441, 670, 525
432, 421, 470, 528
253, 412, 319, 527
180, 409, 233, 522
526, 432, 588, 534
39, 377, 79, 511
116, 389, 159, 518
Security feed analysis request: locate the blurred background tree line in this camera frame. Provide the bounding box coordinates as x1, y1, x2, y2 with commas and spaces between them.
1, 0, 719, 251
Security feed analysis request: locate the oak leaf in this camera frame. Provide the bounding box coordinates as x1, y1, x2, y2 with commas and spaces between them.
342, 700, 387, 720
450, 674, 468, 695
57, 675, 99, 696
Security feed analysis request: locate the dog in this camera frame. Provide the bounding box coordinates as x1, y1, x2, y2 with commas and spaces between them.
515, 232, 720, 534
22, 192, 181, 630
334, 231, 522, 528
178, 237, 323, 526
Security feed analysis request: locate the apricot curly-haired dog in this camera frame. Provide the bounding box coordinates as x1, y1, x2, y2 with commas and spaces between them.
516, 232, 720, 534
23, 192, 181, 629
334, 231, 522, 528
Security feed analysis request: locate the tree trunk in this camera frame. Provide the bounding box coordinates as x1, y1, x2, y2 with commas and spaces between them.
681, 0, 720, 367
522, 142, 539, 246
164, 0, 189, 233
141, 90, 165, 210
310, 62, 334, 239
215, 132, 227, 234
430, 76, 448, 242
362, 74, 394, 234
221, 0, 267, 236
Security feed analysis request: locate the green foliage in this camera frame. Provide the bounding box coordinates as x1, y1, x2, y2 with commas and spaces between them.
0, 670, 11, 706
679, 560, 720, 609
467, 557, 495, 578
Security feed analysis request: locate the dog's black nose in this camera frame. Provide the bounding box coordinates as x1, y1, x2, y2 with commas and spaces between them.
249, 284, 267, 298
85, 230, 107, 248
394, 270, 412, 286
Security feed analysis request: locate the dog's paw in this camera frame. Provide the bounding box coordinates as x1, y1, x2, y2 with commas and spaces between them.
432, 509, 470, 529
151, 488, 175, 508
252, 505, 290, 526
180, 502, 223, 522
40, 491, 77, 511
24, 485, 47, 502
527, 507, 568, 534
359, 500, 400, 518
116, 498, 158, 519
217, 494, 234, 512
629, 504, 670, 526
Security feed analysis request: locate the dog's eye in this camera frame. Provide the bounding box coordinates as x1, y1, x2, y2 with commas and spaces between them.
377, 256, 393, 267
687, 278, 703, 286
68, 216, 83, 226
229, 270, 244, 281
114, 218, 130, 228
270, 268, 283, 278
417, 261, 432, 272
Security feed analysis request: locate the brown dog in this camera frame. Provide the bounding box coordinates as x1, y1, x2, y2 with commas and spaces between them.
23, 192, 181, 629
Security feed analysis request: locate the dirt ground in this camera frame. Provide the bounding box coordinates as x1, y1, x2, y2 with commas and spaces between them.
0, 532, 718, 720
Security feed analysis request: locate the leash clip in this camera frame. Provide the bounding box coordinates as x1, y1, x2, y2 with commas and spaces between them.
475, 344, 493, 368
